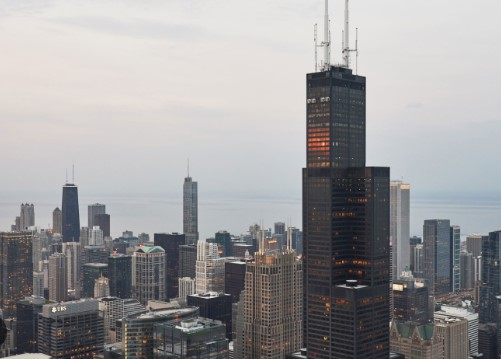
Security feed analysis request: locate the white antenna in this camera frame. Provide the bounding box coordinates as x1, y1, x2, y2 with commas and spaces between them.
323, 0, 330, 69
342, 0, 359, 69
314, 0, 331, 71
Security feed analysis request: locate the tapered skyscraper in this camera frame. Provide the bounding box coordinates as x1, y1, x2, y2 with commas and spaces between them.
303, 2, 390, 357
183, 171, 198, 245
62, 183, 80, 242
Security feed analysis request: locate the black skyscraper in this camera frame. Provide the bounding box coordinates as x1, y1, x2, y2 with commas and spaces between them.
108, 254, 132, 299
154, 233, 185, 299
62, 183, 80, 242
480, 231, 501, 323
303, 65, 390, 357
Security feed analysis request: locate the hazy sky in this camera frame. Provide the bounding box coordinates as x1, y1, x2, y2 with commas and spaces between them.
1, 0, 500, 237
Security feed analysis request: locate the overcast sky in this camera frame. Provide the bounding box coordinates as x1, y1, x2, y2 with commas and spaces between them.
1, 0, 500, 236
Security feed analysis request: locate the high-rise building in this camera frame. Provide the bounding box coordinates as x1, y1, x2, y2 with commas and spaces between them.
94, 213, 111, 238
94, 275, 110, 297
62, 242, 81, 298
303, 60, 390, 359
154, 317, 229, 358
0, 232, 33, 318
90, 226, 104, 246
236, 249, 302, 358
423, 219, 451, 297
434, 311, 469, 359
436, 305, 479, 357
154, 233, 185, 299
224, 259, 248, 303
179, 244, 197, 278
20, 203, 35, 230
183, 175, 198, 245
461, 252, 475, 290
33, 271, 44, 297
467, 234, 483, 257
392, 270, 431, 324
132, 245, 166, 304
108, 253, 132, 299
195, 239, 226, 294
187, 292, 233, 340
409, 236, 422, 273
83, 263, 108, 298
62, 183, 80, 242
48, 252, 67, 302
478, 323, 497, 359
88, 203, 106, 229
38, 299, 104, 358
214, 230, 232, 257
390, 181, 410, 281
178, 277, 196, 301
480, 231, 501, 323
450, 225, 461, 292
16, 296, 53, 354
52, 207, 62, 234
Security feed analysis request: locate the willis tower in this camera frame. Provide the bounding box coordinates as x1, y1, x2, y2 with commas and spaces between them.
303, 1, 390, 358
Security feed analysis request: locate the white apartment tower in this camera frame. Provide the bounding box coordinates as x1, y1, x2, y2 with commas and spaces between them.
183, 175, 199, 245
390, 181, 410, 280
236, 249, 303, 358
195, 239, 225, 294
132, 246, 166, 305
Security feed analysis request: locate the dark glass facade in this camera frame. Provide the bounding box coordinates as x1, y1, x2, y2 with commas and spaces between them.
179, 244, 197, 279
108, 254, 132, 299
480, 231, 501, 323
214, 231, 231, 257
62, 184, 80, 242
0, 232, 33, 318
82, 263, 108, 298
224, 260, 247, 303
422, 219, 451, 297
303, 66, 390, 358
392, 279, 430, 324
16, 296, 49, 353
94, 213, 111, 238
154, 233, 185, 299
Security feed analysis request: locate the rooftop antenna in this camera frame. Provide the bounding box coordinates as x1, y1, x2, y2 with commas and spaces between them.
314, 0, 331, 71
342, 0, 359, 69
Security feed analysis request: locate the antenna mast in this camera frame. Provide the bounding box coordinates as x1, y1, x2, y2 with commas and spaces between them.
342, 0, 358, 69
314, 0, 331, 71
323, 0, 330, 69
